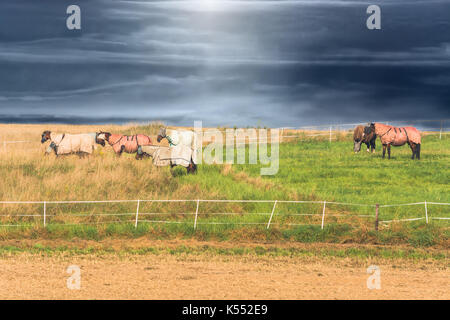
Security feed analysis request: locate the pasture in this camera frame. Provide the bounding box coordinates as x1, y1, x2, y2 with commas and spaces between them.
0, 123, 448, 247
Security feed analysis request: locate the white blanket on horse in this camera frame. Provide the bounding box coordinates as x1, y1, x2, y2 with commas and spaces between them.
140, 145, 193, 168
48, 133, 95, 155
166, 129, 198, 164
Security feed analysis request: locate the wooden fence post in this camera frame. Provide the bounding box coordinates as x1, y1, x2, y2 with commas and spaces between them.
375, 204, 379, 231
440, 120, 443, 140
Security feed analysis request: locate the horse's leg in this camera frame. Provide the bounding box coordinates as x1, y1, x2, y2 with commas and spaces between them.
410, 143, 415, 159
365, 142, 370, 152
371, 140, 376, 153
382, 144, 386, 158
387, 144, 391, 159
116, 145, 125, 157
417, 144, 421, 160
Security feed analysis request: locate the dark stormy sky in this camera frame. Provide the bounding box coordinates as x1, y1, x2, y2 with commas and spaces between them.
0, 0, 449, 127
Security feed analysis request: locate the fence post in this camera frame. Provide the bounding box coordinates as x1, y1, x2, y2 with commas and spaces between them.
135, 200, 140, 228
329, 126, 332, 143
374, 204, 379, 231
266, 200, 278, 229
424, 201, 428, 224
321, 201, 326, 230
43, 201, 46, 227
193, 199, 200, 230
440, 120, 443, 140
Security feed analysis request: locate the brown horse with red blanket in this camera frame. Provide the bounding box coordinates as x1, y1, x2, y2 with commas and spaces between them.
365, 123, 421, 160
96, 132, 152, 158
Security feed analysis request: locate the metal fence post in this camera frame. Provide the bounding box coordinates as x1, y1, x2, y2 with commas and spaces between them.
43, 201, 46, 227
375, 204, 379, 231
424, 201, 428, 224
266, 200, 278, 229
321, 201, 326, 230
193, 199, 200, 230
135, 200, 140, 228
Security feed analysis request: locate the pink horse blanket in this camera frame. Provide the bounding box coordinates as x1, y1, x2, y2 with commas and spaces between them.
108, 134, 152, 154
374, 123, 421, 146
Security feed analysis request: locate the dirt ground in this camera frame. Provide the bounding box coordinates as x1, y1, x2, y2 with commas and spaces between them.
0, 241, 448, 300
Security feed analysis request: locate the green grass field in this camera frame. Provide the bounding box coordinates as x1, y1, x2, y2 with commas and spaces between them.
0, 124, 448, 246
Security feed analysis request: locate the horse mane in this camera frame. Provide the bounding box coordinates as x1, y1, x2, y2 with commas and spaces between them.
353, 125, 364, 141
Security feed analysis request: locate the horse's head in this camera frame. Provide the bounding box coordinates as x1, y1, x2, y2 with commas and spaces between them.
157, 127, 166, 143
41, 131, 51, 144
353, 138, 362, 153
96, 131, 111, 146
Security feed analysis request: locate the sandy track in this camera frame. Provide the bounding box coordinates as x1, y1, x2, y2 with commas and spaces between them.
0, 252, 448, 300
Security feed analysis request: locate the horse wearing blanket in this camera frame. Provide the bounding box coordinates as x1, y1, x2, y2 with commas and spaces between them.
41, 131, 97, 157
366, 123, 421, 160
137, 145, 197, 174
95, 132, 152, 158
157, 127, 198, 164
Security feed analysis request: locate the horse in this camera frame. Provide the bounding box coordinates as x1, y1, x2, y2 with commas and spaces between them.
95, 132, 152, 158
41, 131, 96, 157
157, 127, 198, 164
353, 125, 376, 153
366, 123, 421, 160
137, 145, 197, 174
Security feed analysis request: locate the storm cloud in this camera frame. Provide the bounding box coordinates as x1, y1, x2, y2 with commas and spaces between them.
0, 0, 449, 127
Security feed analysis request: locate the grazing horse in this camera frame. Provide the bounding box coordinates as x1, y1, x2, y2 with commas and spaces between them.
353, 125, 376, 153
367, 123, 421, 160
137, 145, 197, 174
157, 127, 198, 164
96, 132, 152, 158
41, 131, 96, 157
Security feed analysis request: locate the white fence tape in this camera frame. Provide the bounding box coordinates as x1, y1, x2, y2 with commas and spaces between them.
0, 199, 448, 229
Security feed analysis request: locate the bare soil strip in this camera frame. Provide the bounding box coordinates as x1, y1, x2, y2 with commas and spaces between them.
0, 240, 448, 299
